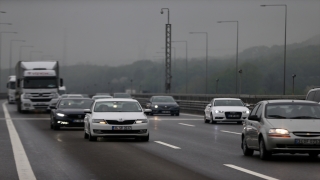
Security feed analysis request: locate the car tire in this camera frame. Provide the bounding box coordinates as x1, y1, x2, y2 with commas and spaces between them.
204, 113, 209, 123
140, 134, 149, 142
84, 131, 89, 139
237, 121, 243, 125
17, 101, 21, 113
242, 137, 254, 156
308, 153, 319, 158
171, 114, 174, 116
210, 114, 217, 124
88, 132, 97, 141
150, 113, 153, 116
176, 112, 180, 116
259, 138, 271, 160
53, 123, 60, 130
50, 119, 53, 129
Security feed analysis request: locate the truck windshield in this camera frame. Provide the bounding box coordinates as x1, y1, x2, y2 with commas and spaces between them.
24, 77, 57, 88
8, 82, 15, 89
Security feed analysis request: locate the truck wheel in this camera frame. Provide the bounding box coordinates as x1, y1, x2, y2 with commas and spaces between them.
17, 101, 21, 113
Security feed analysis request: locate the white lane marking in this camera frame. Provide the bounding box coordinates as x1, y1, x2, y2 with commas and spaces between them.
2, 102, 36, 180
180, 113, 203, 117
224, 164, 279, 180
154, 141, 181, 149
221, 130, 241, 135
178, 123, 195, 127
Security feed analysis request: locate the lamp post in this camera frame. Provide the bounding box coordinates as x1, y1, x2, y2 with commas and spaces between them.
161, 8, 172, 93
238, 69, 242, 94
153, 55, 165, 92
10, 40, 25, 75
292, 74, 296, 95
172, 41, 188, 93
19, 45, 33, 61
261, 4, 287, 95
217, 20, 239, 94
162, 47, 175, 92
189, 32, 208, 94
29, 51, 42, 61
216, 79, 219, 94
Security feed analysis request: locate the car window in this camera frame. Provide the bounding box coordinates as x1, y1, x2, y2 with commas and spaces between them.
94, 101, 142, 112
256, 104, 263, 118
249, 104, 260, 116
58, 99, 93, 109
306, 91, 316, 101
152, 96, 175, 102
265, 103, 320, 119
214, 100, 244, 106
313, 91, 320, 102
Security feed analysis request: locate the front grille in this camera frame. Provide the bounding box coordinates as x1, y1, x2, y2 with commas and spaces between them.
224, 112, 242, 119
99, 130, 145, 134
30, 93, 51, 97
277, 144, 320, 149
106, 120, 135, 125
293, 132, 320, 137
67, 114, 85, 119
30, 99, 52, 102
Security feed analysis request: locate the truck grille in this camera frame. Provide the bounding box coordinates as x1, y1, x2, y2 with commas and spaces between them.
106, 120, 135, 125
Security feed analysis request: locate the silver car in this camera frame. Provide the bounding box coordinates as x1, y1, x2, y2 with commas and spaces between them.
242, 100, 320, 160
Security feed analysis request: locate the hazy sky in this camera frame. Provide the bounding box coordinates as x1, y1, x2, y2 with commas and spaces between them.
0, 0, 319, 68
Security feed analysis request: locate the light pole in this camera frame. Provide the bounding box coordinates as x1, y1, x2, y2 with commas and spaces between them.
19, 45, 33, 61
153, 55, 165, 92
217, 21, 239, 94
189, 32, 208, 94
162, 47, 175, 92
238, 69, 243, 94
29, 51, 42, 61
161, 8, 172, 93
292, 74, 296, 95
10, 40, 25, 75
216, 79, 219, 94
261, 4, 287, 95
172, 40, 188, 93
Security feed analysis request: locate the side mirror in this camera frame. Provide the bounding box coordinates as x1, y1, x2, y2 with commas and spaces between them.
248, 115, 260, 121
245, 104, 250, 108
84, 109, 92, 114
144, 109, 152, 113
207, 104, 212, 107
17, 79, 20, 88
49, 105, 56, 109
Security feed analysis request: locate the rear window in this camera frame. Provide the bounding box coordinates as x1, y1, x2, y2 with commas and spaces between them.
265, 103, 320, 119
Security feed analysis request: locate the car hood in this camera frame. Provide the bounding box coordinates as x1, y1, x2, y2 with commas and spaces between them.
266, 119, 320, 132
212, 106, 249, 112
92, 112, 147, 120
151, 102, 178, 106
56, 109, 87, 114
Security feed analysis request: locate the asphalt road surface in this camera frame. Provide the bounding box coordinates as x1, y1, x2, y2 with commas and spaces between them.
0, 100, 319, 180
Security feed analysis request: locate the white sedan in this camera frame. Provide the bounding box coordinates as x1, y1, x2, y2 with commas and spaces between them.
204, 98, 250, 124
84, 98, 150, 141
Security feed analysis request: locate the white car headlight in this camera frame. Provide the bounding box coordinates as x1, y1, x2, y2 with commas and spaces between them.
56, 113, 65, 117
93, 119, 106, 124
268, 128, 290, 137
135, 119, 148, 124
215, 110, 224, 113
242, 110, 250, 114
154, 105, 158, 108
24, 93, 32, 99
52, 93, 59, 98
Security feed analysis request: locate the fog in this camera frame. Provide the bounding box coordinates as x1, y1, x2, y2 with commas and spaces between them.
0, 0, 319, 68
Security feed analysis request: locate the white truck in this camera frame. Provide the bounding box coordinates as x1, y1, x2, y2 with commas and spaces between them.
15, 61, 63, 113
7, 75, 16, 104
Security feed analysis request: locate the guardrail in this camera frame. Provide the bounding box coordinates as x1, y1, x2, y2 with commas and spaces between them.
133, 93, 306, 114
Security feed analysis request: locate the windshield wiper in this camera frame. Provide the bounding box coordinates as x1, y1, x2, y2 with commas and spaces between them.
267, 115, 287, 119
290, 116, 319, 119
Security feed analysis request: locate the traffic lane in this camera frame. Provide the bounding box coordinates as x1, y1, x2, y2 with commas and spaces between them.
5, 103, 50, 119
147, 113, 203, 121
138, 119, 320, 180
12, 117, 213, 180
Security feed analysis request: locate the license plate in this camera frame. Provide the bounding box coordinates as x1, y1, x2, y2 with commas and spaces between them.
112, 126, 132, 130
295, 139, 320, 145
228, 115, 240, 118
73, 119, 84, 123
162, 111, 170, 113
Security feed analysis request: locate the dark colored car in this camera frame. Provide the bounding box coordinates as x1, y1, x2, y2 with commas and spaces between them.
146, 96, 180, 116
113, 93, 132, 98
50, 98, 94, 130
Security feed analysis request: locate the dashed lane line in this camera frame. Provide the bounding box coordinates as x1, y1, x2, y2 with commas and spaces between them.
224, 164, 279, 180
178, 123, 195, 127
154, 141, 181, 149
221, 130, 241, 135
2, 102, 36, 180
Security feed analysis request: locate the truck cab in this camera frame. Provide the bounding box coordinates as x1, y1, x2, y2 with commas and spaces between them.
7, 76, 16, 104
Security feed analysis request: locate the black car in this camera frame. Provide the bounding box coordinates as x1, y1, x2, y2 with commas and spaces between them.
50, 98, 94, 130
146, 96, 180, 116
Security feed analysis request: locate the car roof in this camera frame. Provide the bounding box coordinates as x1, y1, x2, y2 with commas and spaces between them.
95, 98, 137, 102
214, 98, 241, 100
113, 93, 129, 94
92, 95, 113, 97
151, 96, 173, 98
60, 98, 92, 100
265, 99, 318, 104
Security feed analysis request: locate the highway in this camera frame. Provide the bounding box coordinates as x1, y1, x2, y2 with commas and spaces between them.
1, 99, 319, 180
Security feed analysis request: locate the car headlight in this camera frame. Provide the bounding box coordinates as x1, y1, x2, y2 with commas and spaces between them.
215, 110, 224, 113
135, 119, 148, 124
154, 105, 158, 108
92, 119, 106, 124
242, 111, 250, 114
23, 93, 32, 99
268, 128, 290, 137
56, 113, 65, 117
52, 93, 59, 98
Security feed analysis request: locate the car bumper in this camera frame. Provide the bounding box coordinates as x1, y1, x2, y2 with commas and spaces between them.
90, 123, 149, 137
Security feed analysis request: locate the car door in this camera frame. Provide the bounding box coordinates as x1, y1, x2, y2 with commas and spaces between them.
250, 103, 264, 148
245, 103, 260, 148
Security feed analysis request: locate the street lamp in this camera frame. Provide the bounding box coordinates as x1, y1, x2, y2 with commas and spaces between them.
261, 4, 287, 95
29, 51, 42, 61
162, 47, 176, 93
216, 79, 219, 94
217, 20, 239, 94
10, 40, 25, 75
19, 45, 33, 61
189, 32, 208, 94
172, 40, 188, 93
292, 74, 296, 95
238, 69, 243, 94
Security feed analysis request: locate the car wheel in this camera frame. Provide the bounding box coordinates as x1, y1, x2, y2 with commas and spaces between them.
308, 153, 319, 158
84, 131, 89, 139
210, 113, 217, 124
242, 137, 254, 156
17, 101, 21, 113
171, 113, 174, 116
53, 123, 60, 130
88, 132, 97, 141
150, 113, 153, 116
204, 113, 209, 123
50, 119, 53, 129
259, 138, 271, 160
140, 134, 149, 142
176, 112, 180, 116
237, 121, 243, 125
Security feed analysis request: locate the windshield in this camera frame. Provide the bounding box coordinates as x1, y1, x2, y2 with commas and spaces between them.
266, 103, 320, 119
58, 99, 93, 109
93, 96, 112, 100
94, 101, 142, 112
214, 100, 244, 106
24, 77, 57, 89
8, 82, 15, 89
152, 96, 175, 102
114, 94, 131, 98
